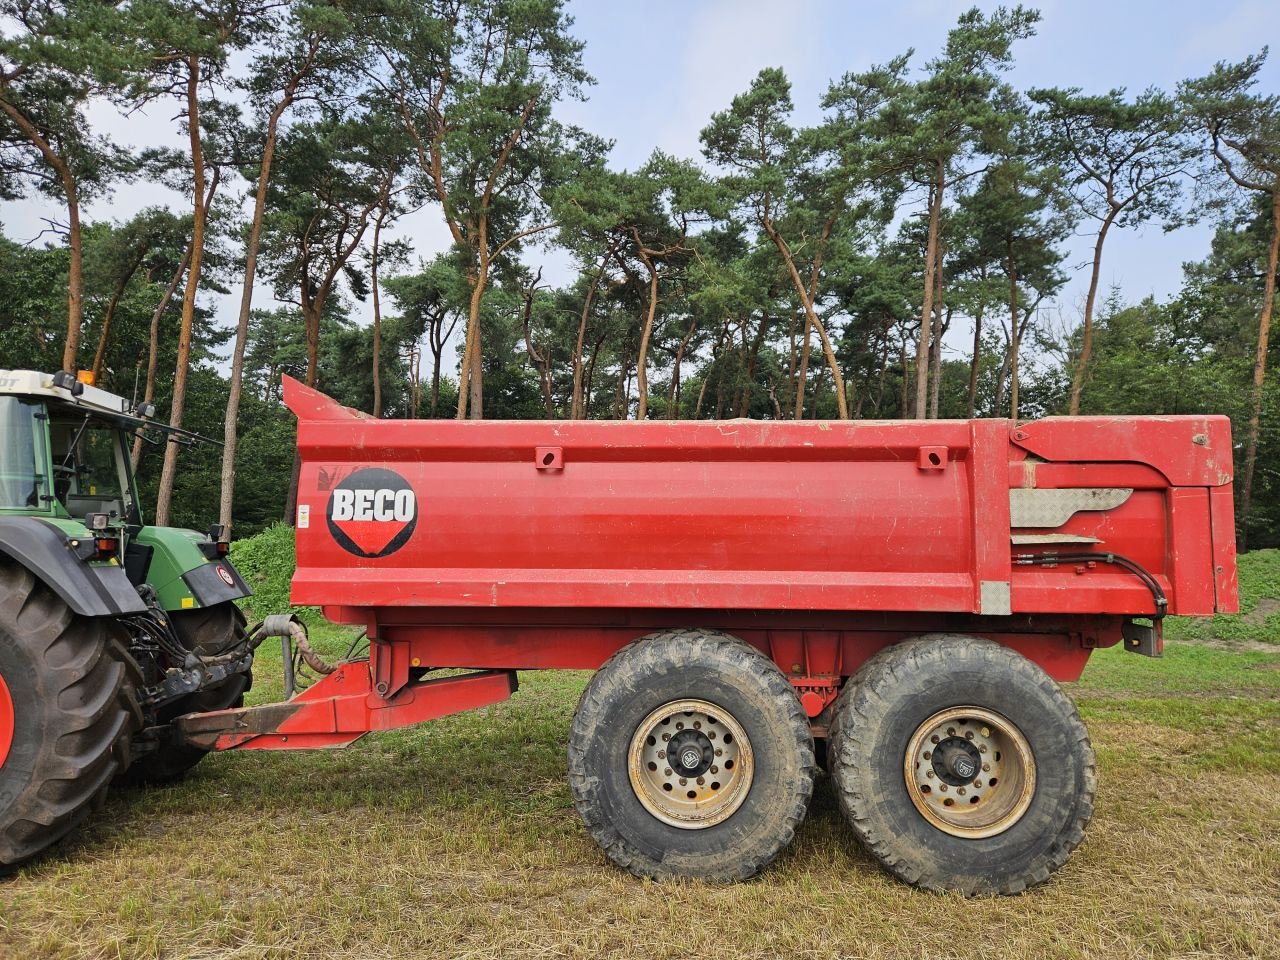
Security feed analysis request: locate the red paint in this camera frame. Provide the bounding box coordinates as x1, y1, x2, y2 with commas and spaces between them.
1010, 415, 1235, 487
208, 664, 515, 751
194, 379, 1240, 753
1210, 485, 1240, 612
0, 672, 12, 768
798, 691, 828, 718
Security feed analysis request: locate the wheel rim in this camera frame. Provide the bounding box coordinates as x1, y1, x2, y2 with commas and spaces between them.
628, 698, 754, 830
903, 706, 1035, 839
0, 670, 13, 769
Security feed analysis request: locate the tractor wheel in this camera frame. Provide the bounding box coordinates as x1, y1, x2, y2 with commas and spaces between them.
124, 602, 252, 785
568, 629, 816, 881
0, 560, 141, 868
828, 635, 1096, 895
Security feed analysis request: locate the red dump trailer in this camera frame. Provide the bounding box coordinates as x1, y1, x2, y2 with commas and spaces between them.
180, 377, 1238, 894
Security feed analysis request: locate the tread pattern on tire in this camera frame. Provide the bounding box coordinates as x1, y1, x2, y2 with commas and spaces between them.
829, 635, 1097, 896
568, 628, 817, 882
0, 560, 140, 867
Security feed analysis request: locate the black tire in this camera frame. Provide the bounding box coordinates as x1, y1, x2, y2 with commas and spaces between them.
0, 560, 140, 867
829, 635, 1096, 895
568, 628, 816, 881
123, 602, 251, 785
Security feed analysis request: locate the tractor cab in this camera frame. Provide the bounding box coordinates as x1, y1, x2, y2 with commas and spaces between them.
0, 369, 143, 530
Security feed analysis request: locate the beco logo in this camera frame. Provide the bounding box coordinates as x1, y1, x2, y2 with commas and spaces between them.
326, 467, 418, 558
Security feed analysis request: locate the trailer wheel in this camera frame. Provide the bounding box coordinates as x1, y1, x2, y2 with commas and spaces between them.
0, 560, 140, 867
568, 629, 816, 881
829, 635, 1096, 895
124, 602, 251, 784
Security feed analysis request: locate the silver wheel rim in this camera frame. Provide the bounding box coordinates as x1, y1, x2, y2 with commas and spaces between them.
904, 706, 1036, 839
627, 698, 753, 830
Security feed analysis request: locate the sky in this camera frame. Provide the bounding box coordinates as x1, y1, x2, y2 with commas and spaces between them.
3, 0, 1279, 369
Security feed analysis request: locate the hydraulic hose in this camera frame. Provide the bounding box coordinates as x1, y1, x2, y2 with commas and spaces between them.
1012, 551, 1168, 621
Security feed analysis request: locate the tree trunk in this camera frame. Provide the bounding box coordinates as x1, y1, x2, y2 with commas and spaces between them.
155, 58, 210, 527
697, 321, 731, 419
584, 330, 607, 418
927, 256, 946, 419
571, 251, 611, 419
766, 222, 847, 418
1007, 248, 1021, 421
520, 271, 554, 417
634, 252, 660, 420
613, 339, 631, 419
793, 314, 812, 419
914, 163, 945, 418
1069, 214, 1117, 415
457, 248, 489, 419
61, 176, 83, 371
429, 311, 459, 418
219, 98, 289, 532
131, 241, 192, 472
967, 302, 985, 419
91, 270, 135, 383
303, 295, 321, 387
0, 99, 84, 372
740, 313, 771, 417
1238, 191, 1280, 549
371, 206, 387, 417
667, 316, 698, 418
784, 310, 798, 418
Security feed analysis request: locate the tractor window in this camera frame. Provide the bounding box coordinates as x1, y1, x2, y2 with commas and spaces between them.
48, 416, 128, 521
0, 397, 47, 509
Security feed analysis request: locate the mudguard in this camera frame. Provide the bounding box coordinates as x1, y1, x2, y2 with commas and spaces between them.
0, 516, 146, 616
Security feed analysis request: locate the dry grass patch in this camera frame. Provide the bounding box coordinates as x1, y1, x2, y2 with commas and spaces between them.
0, 641, 1277, 960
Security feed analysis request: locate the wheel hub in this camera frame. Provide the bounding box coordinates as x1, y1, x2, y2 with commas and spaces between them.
627, 698, 754, 830
903, 706, 1036, 839
0, 671, 13, 769
667, 729, 714, 778
932, 736, 981, 785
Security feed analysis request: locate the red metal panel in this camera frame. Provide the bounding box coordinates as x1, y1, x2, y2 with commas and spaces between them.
287, 376, 983, 613
295, 567, 977, 611
284, 377, 1237, 630
1010, 490, 1175, 616
970, 420, 1012, 614
1210, 485, 1240, 613
1009, 462, 1170, 490
202, 664, 516, 751
1167, 487, 1215, 615
1011, 416, 1234, 487
372, 614, 1103, 682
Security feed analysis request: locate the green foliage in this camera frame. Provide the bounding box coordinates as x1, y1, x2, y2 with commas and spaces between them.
228, 521, 307, 621
1166, 549, 1280, 644
0, 234, 68, 366
4, 3, 1280, 546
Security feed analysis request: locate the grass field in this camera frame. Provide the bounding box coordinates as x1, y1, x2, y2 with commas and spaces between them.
1, 549, 1277, 958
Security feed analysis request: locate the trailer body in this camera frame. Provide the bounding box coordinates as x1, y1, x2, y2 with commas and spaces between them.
178, 377, 1237, 893
272, 378, 1236, 728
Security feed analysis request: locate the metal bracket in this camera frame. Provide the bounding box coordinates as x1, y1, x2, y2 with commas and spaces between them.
1122, 619, 1163, 657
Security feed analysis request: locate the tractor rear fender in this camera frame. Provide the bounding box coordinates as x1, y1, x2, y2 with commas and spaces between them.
0, 516, 146, 616
132, 526, 252, 612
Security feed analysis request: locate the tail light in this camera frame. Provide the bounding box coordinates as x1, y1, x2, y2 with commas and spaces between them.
198, 539, 230, 560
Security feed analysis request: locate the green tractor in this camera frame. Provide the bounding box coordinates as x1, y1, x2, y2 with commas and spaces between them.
0, 369, 256, 867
